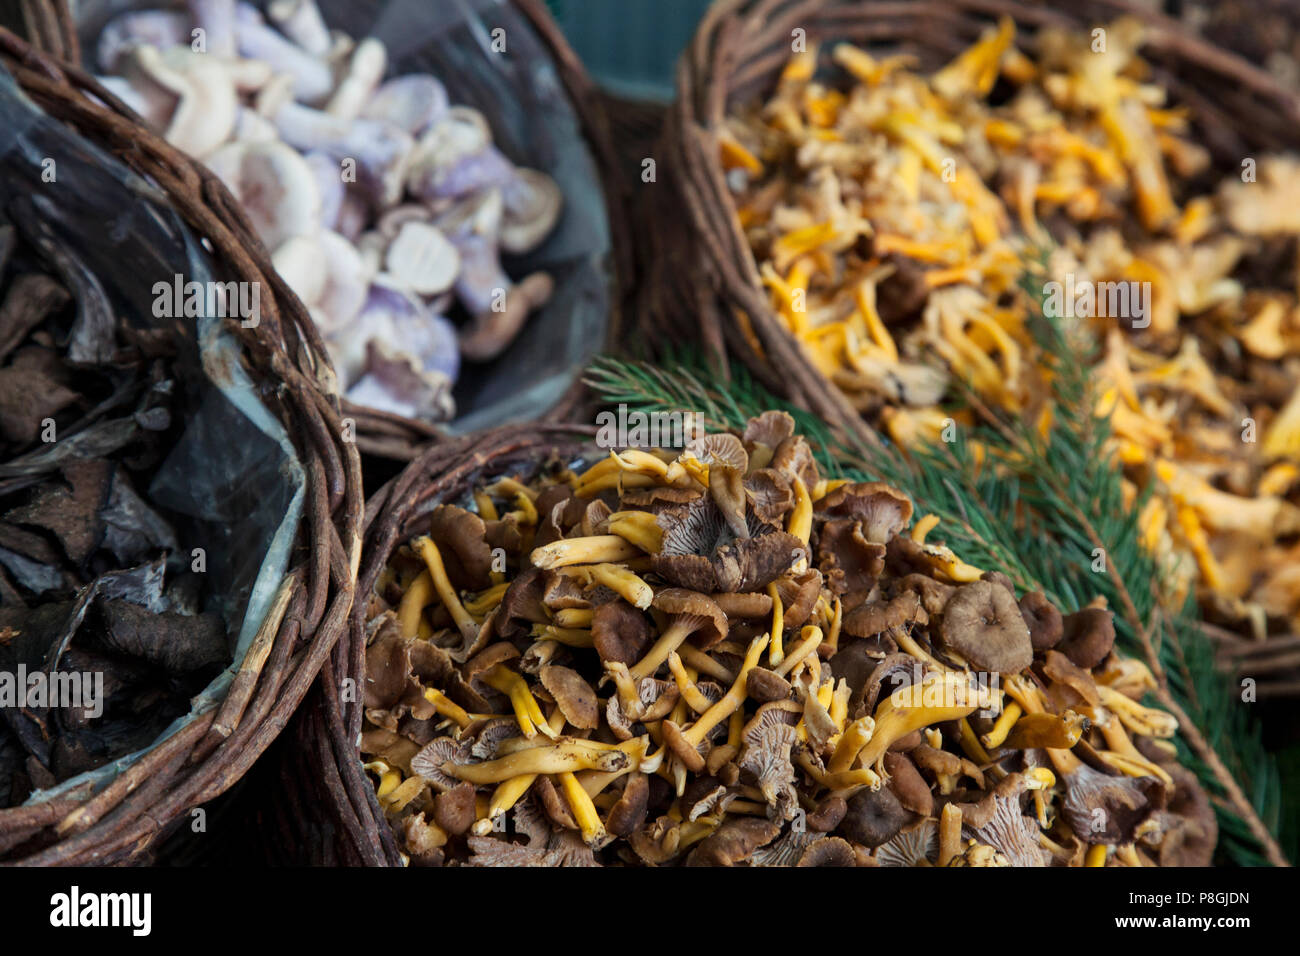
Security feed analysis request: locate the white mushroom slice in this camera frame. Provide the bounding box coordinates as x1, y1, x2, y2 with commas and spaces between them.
267, 0, 332, 57
154, 49, 239, 157
272, 235, 328, 308
97, 11, 189, 73
384, 222, 460, 295
326, 37, 388, 121
209, 141, 323, 249
364, 75, 449, 135
315, 230, 372, 334
377, 204, 433, 241
303, 152, 346, 231
501, 168, 563, 254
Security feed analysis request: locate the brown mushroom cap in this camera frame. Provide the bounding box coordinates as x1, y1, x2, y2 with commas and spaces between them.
840, 784, 910, 848
816, 482, 913, 544
539, 664, 599, 729
606, 773, 650, 837
1061, 762, 1164, 844
433, 781, 477, 835
1019, 590, 1064, 650
743, 410, 796, 448
816, 518, 887, 595
883, 751, 934, 817
687, 432, 749, 473
685, 816, 781, 866
745, 469, 794, 524
661, 718, 706, 773
746, 666, 793, 703
807, 795, 848, 832
797, 836, 858, 866
939, 580, 1033, 674
844, 590, 923, 639
775, 568, 824, 631
769, 435, 820, 490
429, 504, 494, 590
652, 588, 729, 648
1058, 606, 1117, 669
893, 573, 956, 615
591, 599, 652, 665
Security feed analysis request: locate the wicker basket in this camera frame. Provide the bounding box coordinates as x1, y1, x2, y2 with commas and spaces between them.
267, 423, 593, 865
0, 27, 362, 864
643, 0, 1300, 448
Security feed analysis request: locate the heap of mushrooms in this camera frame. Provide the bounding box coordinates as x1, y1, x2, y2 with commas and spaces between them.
94, 0, 562, 420
725, 16, 1300, 651
359, 412, 1215, 866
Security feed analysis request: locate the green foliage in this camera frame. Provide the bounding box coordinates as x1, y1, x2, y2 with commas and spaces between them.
585, 320, 1293, 866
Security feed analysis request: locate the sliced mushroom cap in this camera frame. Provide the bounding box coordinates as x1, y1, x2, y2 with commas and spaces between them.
539, 664, 599, 729
939, 580, 1033, 674
591, 599, 653, 665
501, 168, 563, 254
1058, 606, 1117, 669
1019, 590, 1064, 650
816, 481, 913, 543
840, 784, 910, 848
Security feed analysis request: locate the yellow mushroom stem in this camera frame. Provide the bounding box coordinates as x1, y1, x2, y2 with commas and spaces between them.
768, 582, 786, 666
397, 570, 434, 638
847, 672, 980, 772
559, 771, 607, 845
505, 491, 537, 526
938, 803, 963, 867
603, 661, 644, 718
796, 750, 880, 791
630, 615, 712, 681
911, 513, 941, 543
610, 449, 670, 478
530, 535, 643, 569
566, 563, 653, 609
423, 688, 472, 729
829, 678, 851, 733
412, 536, 477, 643
1084, 844, 1109, 867
473, 490, 500, 522
607, 511, 664, 554
824, 596, 843, 655
477, 709, 569, 833
447, 738, 630, 785
1003, 674, 1083, 774
774, 625, 823, 678
667, 652, 715, 713
1096, 685, 1178, 738
578, 737, 650, 798
462, 581, 510, 616
828, 716, 877, 774
980, 701, 1024, 749
682, 634, 770, 747
678, 646, 735, 683
553, 608, 594, 629
531, 624, 594, 647
482, 666, 553, 739
787, 476, 813, 556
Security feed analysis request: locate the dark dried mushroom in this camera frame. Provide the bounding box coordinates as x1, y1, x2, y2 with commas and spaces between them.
1060, 762, 1164, 844
840, 784, 910, 847
883, 752, 934, 817
607, 773, 650, 837
1058, 606, 1117, 669
591, 599, 653, 666
685, 817, 781, 866
816, 482, 914, 544
539, 664, 599, 729
433, 781, 477, 835
428, 504, 494, 590
745, 666, 793, 703
797, 836, 858, 866
939, 581, 1033, 674
1019, 590, 1064, 650
874, 820, 938, 867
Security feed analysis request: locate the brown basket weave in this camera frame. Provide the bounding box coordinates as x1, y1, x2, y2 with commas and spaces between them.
0, 27, 363, 865
642, 0, 1300, 451
267, 423, 593, 865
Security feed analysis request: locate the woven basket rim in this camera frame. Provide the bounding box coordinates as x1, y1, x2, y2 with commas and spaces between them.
0, 26, 363, 865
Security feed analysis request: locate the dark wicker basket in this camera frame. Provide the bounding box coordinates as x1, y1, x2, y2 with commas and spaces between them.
269, 423, 593, 865
0, 27, 362, 865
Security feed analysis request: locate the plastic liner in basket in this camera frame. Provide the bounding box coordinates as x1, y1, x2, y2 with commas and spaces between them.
0, 26, 361, 863
74, 0, 615, 453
